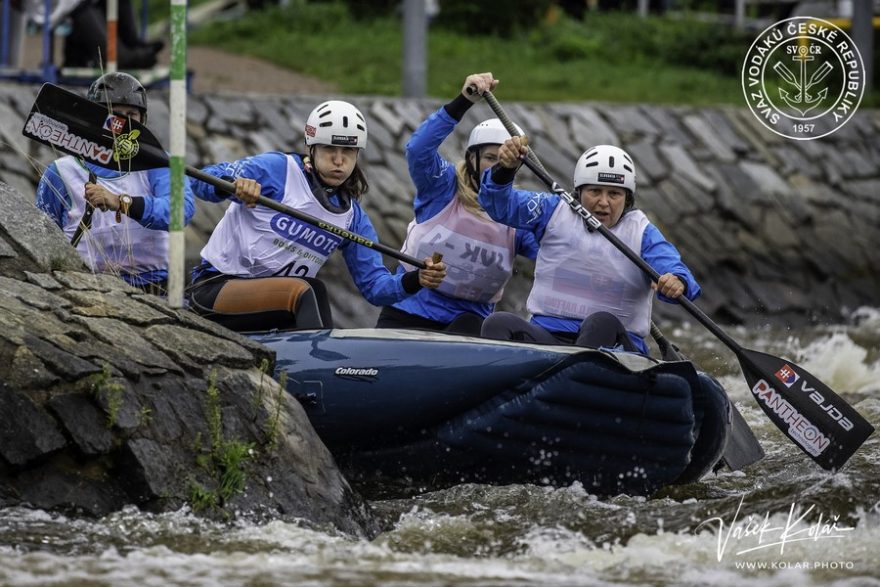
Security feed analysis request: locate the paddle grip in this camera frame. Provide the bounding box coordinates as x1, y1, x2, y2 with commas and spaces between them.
473, 89, 548, 174
71, 171, 98, 247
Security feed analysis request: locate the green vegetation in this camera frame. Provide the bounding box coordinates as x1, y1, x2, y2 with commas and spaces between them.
189, 371, 255, 513
87, 363, 125, 428
138, 406, 153, 426
187, 2, 879, 106
188, 481, 219, 511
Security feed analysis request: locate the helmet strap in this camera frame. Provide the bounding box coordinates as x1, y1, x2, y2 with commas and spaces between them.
465, 147, 481, 190
304, 147, 351, 213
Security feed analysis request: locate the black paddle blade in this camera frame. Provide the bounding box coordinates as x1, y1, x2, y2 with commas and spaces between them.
721, 403, 766, 471
22, 83, 169, 173
739, 347, 874, 470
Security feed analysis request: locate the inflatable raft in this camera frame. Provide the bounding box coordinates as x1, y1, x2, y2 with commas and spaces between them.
252, 328, 731, 496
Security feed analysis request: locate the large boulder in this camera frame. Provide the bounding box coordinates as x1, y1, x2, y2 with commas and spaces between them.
0, 181, 375, 536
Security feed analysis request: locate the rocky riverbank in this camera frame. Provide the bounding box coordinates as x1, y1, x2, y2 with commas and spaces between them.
0, 181, 375, 536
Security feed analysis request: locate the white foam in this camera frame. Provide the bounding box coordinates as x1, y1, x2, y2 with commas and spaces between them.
794, 332, 880, 395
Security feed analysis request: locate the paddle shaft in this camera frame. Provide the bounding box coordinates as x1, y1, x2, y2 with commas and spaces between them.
22, 83, 428, 271
185, 166, 429, 270
473, 88, 745, 354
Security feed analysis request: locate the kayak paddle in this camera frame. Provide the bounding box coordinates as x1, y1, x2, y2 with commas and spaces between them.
22, 83, 431, 270
472, 88, 873, 471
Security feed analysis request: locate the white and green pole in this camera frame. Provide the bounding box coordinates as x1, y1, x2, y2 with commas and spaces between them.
167, 0, 188, 307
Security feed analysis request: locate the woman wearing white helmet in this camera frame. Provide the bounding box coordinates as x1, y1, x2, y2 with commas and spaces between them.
375, 72, 538, 336
478, 138, 700, 354
188, 100, 446, 331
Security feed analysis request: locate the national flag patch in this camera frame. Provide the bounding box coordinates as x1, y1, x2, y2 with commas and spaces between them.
774, 364, 800, 388
305, 124, 316, 137
103, 114, 127, 135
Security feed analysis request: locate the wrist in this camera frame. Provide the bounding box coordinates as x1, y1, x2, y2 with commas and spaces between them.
401, 270, 423, 294
491, 164, 518, 185
443, 94, 474, 121
115, 194, 133, 223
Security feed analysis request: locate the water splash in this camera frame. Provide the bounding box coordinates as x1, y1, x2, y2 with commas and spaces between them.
794, 331, 880, 395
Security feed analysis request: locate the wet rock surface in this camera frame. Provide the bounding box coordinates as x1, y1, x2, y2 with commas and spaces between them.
0, 182, 375, 536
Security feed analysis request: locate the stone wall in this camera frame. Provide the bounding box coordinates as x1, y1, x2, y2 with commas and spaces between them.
1, 83, 878, 327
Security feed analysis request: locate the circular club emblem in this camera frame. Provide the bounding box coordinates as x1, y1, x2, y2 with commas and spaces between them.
113, 129, 141, 162
742, 17, 865, 140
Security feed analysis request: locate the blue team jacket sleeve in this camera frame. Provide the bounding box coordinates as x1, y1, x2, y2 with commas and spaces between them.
641, 223, 701, 303
406, 107, 460, 222
139, 167, 197, 230
341, 203, 406, 305
192, 152, 289, 203
36, 162, 70, 228
477, 169, 557, 244
515, 229, 540, 260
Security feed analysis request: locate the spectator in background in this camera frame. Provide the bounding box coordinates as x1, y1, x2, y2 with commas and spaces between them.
62, 0, 163, 69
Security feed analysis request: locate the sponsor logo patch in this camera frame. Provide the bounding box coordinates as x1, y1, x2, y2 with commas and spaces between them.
24, 112, 114, 165
774, 364, 800, 388
112, 129, 140, 162
752, 379, 829, 456
270, 215, 343, 255
331, 134, 358, 146
335, 367, 378, 377
597, 172, 624, 184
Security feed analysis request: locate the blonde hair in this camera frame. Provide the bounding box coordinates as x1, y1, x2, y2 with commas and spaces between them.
454, 159, 485, 215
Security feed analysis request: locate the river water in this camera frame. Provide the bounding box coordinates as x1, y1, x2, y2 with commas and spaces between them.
1, 308, 878, 586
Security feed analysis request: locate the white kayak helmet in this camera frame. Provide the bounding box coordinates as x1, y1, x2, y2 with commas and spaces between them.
573, 145, 636, 195
304, 100, 368, 149
466, 118, 524, 149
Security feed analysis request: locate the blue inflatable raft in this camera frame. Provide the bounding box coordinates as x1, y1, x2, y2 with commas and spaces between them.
253, 328, 731, 496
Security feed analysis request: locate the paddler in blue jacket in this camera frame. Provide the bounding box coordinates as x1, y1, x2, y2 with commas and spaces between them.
479, 138, 700, 355
375, 72, 538, 336
188, 100, 447, 331
36, 72, 196, 296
